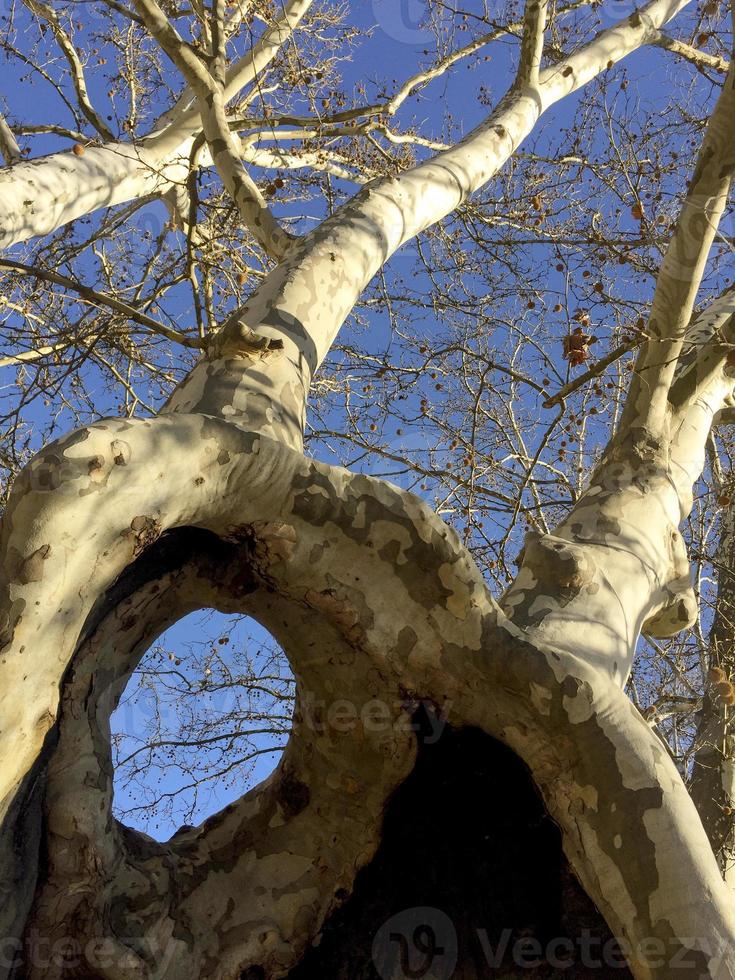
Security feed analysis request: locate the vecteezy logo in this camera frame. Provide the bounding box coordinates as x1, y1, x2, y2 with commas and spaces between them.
371, 0, 434, 44
372, 907, 458, 979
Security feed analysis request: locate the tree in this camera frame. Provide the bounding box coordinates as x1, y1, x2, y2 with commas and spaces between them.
1, 0, 735, 975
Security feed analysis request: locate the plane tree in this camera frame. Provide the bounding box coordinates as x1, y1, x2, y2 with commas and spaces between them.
1, 0, 735, 976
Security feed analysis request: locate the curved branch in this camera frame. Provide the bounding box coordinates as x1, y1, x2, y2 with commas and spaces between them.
0, 0, 314, 249
618, 60, 735, 439
22, 0, 116, 141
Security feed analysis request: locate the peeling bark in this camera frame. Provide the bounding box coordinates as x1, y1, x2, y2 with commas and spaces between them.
1, 415, 734, 977
2, 1, 735, 975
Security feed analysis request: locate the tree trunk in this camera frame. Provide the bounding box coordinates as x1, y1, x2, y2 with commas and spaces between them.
1, 413, 733, 978
3, 1, 735, 974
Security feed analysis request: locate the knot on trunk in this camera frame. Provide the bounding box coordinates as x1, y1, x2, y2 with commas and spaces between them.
642, 579, 698, 637
207, 321, 285, 360
304, 588, 365, 645
121, 514, 162, 557
642, 527, 698, 638
519, 531, 596, 594
252, 520, 297, 568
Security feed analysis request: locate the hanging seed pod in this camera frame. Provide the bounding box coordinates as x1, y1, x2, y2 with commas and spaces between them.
710, 666, 727, 683
715, 680, 734, 696
722, 806, 733, 816
721, 691, 735, 706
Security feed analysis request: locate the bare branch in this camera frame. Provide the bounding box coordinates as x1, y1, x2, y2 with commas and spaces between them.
0, 115, 20, 164
153, 0, 315, 130
0, 0, 315, 249
654, 32, 729, 73
668, 286, 735, 410
0, 337, 80, 369
0, 259, 204, 351
516, 0, 548, 88
132, 0, 293, 259
22, 0, 115, 140
543, 336, 643, 408
618, 61, 735, 439
130, 0, 215, 98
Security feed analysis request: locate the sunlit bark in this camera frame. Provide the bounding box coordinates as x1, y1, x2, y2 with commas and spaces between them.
1, 1, 735, 978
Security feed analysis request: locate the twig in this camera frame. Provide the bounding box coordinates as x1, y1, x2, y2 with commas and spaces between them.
0, 258, 203, 350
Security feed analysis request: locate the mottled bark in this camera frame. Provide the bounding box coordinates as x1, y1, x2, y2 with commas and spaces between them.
1, 410, 734, 978
2, 4, 735, 978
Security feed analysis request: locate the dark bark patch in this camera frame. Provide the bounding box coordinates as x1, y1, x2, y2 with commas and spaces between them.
0, 597, 26, 652
207, 823, 257, 875
32, 453, 63, 491
278, 768, 311, 819
509, 535, 597, 629
57, 427, 92, 452
111, 439, 130, 465
395, 626, 418, 658
199, 418, 259, 457
260, 309, 318, 373
289, 470, 456, 611
124, 516, 162, 556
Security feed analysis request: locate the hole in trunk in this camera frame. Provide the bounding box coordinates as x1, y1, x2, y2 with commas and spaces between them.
290, 717, 631, 979
110, 609, 295, 840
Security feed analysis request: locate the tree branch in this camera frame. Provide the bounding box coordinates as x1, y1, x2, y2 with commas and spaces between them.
618, 59, 735, 439
543, 335, 643, 408
22, 0, 115, 140
213, 0, 693, 370
132, 0, 293, 259
151, 0, 314, 130
0, 114, 20, 164
653, 32, 729, 73
668, 285, 735, 410
130, 0, 214, 98
516, 0, 548, 88
0, 258, 203, 350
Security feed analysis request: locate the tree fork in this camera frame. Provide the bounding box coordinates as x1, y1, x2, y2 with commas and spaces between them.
1, 414, 735, 977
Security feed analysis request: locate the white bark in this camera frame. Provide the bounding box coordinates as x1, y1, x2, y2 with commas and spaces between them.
0, 0, 313, 250
165, 0, 690, 452
0, 117, 20, 166
2, 1, 735, 976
